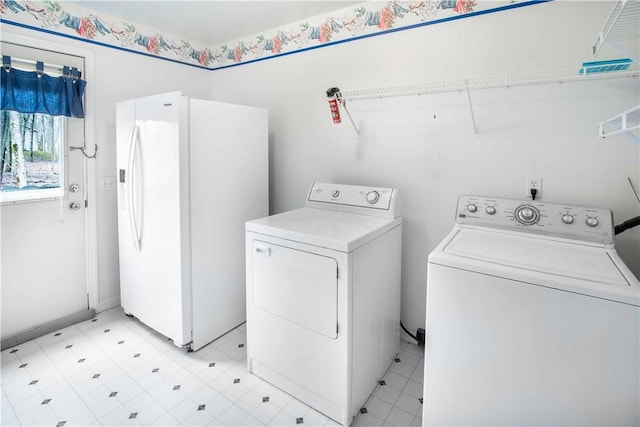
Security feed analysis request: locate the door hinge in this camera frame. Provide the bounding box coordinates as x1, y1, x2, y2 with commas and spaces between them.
336, 323, 339, 335
336, 267, 339, 279
85, 200, 88, 208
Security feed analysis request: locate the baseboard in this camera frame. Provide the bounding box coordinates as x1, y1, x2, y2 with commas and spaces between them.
1, 308, 96, 350
96, 296, 120, 313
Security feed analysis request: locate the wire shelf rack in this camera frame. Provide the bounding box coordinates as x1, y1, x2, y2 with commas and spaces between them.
340, 64, 639, 102
593, 0, 640, 58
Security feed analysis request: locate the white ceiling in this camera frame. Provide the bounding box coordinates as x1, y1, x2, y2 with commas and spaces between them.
73, 1, 362, 45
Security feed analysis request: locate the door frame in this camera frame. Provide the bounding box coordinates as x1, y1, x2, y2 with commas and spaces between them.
2, 32, 99, 313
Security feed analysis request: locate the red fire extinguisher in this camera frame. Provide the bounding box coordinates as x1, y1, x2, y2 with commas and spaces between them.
327, 87, 342, 124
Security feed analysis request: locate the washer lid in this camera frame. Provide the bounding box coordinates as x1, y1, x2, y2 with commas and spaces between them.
444, 228, 627, 285
432, 227, 639, 306
246, 207, 402, 252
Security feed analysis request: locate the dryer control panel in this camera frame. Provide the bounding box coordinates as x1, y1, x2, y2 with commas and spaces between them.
306, 182, 399, 218
455, 195, 614, 245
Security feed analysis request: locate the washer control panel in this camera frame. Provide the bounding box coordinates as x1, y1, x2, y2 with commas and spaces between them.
306, 182, 399, 218
456, 195, 614, 244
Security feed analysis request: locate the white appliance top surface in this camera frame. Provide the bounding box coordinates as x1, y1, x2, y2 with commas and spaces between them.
246, 207, 401, 252
430, 195, 639, 306
432, 227, 639, 306
445, 228, 626, 285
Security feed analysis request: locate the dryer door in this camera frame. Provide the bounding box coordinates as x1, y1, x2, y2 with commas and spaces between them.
252, 240, 338, 339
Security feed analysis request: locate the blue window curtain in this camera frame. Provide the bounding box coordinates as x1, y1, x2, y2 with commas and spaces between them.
1, 56, 87, 118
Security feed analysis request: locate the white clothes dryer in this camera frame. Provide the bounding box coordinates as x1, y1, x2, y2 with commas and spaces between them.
246, 182, 402, 426
423, 195, 640, 426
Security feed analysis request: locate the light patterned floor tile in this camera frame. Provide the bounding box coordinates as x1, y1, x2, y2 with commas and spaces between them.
352, 412, 384, 427
98, 404, 143, 427
250, 398, 282, 424
302, 407, 331, 426
148, 410, 181, 426
216, 403, 249, 426
402, 379, 423, 399
383, 406, 414, 427
372, 382, 401, 405
393, 392, 421, 416
181, 405, 217, 426
235, 388, 263, 414
2, 306, 424, 427
267, 409, 301, 427
54, 402, 99, 427
381, 371, 409, 391
363, 396, 393, 421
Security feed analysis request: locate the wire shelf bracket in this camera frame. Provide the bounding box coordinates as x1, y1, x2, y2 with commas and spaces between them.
465, 81, 478, 137
592, 0, 640, 61
340, 100, 361, 139
598, 104, 640, 139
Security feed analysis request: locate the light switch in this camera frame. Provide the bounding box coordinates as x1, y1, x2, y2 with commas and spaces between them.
101, 176, 116, 191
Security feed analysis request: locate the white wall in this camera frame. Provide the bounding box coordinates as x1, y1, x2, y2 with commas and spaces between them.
2, 24, 212, 312
208, 1, 640, 334
3, 1, 638, 338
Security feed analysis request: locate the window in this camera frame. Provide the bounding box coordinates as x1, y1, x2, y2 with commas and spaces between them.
0, 41, 84, 204
1, 111, 66, 202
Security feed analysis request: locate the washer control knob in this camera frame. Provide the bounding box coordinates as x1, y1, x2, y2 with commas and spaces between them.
520, 208, 534, 220
586, 216, 599, 227
467, 204, 478, 213
485, 206, 496, 215
366, 190, 380, 204
332, 190, 340, 198
514, 204, 540, 225
561, 214, 574, 224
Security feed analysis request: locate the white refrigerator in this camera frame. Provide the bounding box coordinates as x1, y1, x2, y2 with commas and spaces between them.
116, 92, 268, 351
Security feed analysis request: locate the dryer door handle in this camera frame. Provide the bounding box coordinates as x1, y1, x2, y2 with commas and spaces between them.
255, 246, 271, 256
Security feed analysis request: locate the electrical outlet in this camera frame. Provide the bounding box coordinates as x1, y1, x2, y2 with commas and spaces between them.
526, 176, 542, 199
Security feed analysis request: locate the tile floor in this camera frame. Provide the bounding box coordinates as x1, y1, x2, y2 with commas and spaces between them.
1, 307, 424, 426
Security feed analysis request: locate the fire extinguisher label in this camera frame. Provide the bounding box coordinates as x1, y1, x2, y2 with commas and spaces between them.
328, 98, 341, 123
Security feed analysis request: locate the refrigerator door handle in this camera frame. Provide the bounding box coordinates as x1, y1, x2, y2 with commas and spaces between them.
127, 126, 142, 252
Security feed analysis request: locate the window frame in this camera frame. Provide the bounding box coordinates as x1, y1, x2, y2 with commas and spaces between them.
0, 112, 68, 204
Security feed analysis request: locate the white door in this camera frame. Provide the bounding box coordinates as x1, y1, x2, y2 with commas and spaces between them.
1, 92, 88, 343
1, 41, 90, 342
251, 240, 338, 339
115, 99, 140, 317
116, 92, 190, 346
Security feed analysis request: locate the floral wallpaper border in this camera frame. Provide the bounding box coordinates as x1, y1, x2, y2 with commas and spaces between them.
0, 0, 550, 70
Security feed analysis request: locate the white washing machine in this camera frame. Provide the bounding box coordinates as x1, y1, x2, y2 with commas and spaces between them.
245, 182, 402, 426
423, 195, 640, 427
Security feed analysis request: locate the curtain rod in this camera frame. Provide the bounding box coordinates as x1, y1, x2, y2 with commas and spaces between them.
2, 56, 82, 77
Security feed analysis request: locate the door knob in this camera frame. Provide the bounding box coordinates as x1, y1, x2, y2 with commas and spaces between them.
69, 202, 81, 210
68, 183, 80, 193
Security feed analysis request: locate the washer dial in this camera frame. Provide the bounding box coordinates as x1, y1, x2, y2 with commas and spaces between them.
467, 203, 478, 213
561, 214, 574, 224
485, 206, 496, 215
514, 204, 540, 225
366, 190, 380, 204
586, 216, 599, 227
